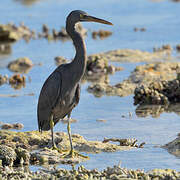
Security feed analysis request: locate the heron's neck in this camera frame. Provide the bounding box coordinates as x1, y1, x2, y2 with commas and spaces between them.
66, 22, 87, 81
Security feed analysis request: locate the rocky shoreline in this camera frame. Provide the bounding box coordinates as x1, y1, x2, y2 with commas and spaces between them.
0, 129, 179, 179
1, 164, 180, 180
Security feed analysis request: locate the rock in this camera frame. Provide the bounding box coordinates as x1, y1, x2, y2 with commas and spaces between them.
0, 74, 8, 86
87, 83, 107, 97
103, 138, 145, 148
8, 57, 33, 73
134, 74, 180, 105
0, 23, 35, 42
106, 65, 116, 74
42, 24, 49, 35
54, 56, 67, 66
88, 49, 173, 63
1, 123, 24, 130
89, 62, 180, 98
134, 27, 146, 32
88, 80, 136, 97
0, 145, 16, 166
176, 44, 180, 51
87, 54, 108, 72
115, 66, 124, 71
0, 130, 133, 166
9, 74, 26, 89
0, 162, 180, 179
58, 23, 87, 40
86, 54, 118, 80
1, 123, 14, 129
0, 24, 20, 42
0, 43, 11, 54
153, 44, 172, 53
61, 117, 77, 124
92, 29, 112, 39
162, 135, 180, 157
15, 147, 30, 165
57, 27, 68, 38
148, 169, 179, 179
96, 119, 107, 123
12, 123, 24, 130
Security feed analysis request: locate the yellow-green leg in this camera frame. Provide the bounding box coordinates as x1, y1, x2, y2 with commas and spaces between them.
64, 113, 89, 159
67, 114, 73, 155
50, 114, 56, 148
50, 114, 65, 153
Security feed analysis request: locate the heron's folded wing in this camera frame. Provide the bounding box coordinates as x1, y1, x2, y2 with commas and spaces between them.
37, 70, 62, 131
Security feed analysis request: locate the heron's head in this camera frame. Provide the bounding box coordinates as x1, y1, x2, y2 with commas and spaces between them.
67, 10, 113, 26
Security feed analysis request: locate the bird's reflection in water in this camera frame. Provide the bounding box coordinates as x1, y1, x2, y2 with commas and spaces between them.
136, 103, 180, 118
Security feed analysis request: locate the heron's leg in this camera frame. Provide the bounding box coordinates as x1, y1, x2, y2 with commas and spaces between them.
67, 113, 73, 153
50, 114, 66, 153
50, 114, 56, 148
64, 113, 89, 159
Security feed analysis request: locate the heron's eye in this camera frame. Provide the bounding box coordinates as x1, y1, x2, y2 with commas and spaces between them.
80, 14, 84, 19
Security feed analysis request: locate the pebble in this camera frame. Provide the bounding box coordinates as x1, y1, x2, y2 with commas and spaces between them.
92, 29, 112, 39
8, 57, 33, 73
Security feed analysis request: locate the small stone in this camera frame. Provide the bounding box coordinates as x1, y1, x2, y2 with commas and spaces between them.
106, 65, 116, 74
96, 119, 107, 123
140, 27, 146, 31
0, 74, 8, 85
12, 123, 24, 130
9, 74, 26, 89
8, 57, 33, 73
134, 27, 139, 31
54, 56, 67, 66
1, 123, 13, 129
92, 29, 112, 39
176, 44, 180, 51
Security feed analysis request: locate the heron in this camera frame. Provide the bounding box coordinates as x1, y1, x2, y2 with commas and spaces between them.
37, 10, 113, 157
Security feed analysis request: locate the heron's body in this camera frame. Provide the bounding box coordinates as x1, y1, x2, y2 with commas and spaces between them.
37, 10, 112, 156
38, 63, 82, 131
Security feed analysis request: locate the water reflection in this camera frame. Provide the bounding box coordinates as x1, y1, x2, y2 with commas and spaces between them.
136, 103, 180, 118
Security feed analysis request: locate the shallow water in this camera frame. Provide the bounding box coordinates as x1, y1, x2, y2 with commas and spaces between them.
0, 0, 180, 171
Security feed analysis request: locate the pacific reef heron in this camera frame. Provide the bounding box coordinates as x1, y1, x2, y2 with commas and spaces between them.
37, 10, 113, 157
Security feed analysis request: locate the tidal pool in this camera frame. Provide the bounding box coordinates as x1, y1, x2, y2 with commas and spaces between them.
0, 0, 180, 171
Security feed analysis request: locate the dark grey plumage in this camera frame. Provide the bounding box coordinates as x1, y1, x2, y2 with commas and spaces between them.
37, 10, 112, 154
38, 11, 87, 132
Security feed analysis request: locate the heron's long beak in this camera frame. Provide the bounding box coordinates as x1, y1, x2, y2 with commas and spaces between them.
84, 15, 113, 25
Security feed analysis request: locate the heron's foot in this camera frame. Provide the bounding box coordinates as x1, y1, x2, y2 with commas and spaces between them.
63, 149, 89, 159
51, 145, 68, 154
